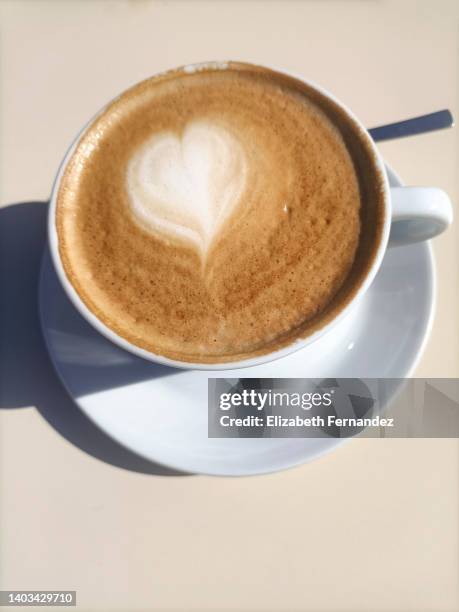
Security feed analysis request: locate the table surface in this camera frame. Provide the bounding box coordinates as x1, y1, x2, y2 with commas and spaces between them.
0, 1, 458, 611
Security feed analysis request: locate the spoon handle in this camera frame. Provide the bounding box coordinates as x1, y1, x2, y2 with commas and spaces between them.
368, 110, 454, 142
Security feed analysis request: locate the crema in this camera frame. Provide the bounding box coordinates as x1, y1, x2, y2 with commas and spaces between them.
56, 62, 385, 363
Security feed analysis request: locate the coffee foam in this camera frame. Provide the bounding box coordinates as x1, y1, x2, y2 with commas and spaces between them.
56, 63, 385, 363
126, 119, 247, 256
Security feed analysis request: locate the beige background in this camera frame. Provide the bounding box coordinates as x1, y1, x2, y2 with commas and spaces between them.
0, 1, 458, 610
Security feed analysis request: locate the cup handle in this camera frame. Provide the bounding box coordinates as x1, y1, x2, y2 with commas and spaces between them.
389, 186, 453, 246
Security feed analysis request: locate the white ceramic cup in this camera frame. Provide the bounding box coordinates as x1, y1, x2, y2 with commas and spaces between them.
48, 62, 453, 371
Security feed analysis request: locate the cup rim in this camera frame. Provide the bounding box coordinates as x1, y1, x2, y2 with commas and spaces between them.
48, 60, 391, 371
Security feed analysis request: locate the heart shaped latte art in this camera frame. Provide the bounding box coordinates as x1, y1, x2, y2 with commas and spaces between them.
126, 119, 248, 256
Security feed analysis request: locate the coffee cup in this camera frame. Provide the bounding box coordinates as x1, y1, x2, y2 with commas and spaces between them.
48, 61, 453, 370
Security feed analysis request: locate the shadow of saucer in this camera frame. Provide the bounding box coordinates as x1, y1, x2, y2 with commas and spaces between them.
0, 201, 191, 476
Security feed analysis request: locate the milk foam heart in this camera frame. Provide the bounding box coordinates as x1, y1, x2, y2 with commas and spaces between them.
126, 119, 247, 254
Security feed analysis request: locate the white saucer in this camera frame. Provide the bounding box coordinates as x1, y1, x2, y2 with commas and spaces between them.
39, 166, 435, 476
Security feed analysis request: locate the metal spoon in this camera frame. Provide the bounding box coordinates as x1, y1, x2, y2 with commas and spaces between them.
368, 109, 454, 142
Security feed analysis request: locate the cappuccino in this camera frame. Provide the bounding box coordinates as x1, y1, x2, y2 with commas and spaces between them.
56, 62, 385, 363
